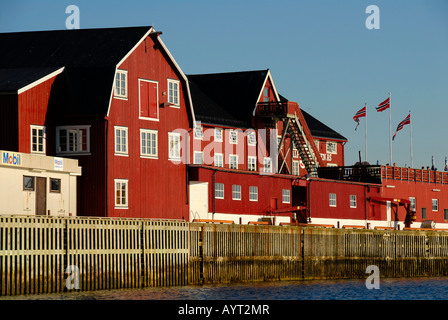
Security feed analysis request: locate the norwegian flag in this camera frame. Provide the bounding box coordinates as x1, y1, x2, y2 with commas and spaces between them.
392, 113, 410, 141
353, 106, 366, 131
376, 97, 390, 112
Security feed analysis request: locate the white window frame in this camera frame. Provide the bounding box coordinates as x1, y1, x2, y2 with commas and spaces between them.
282, 189, 291, 204
409, 197, 416, 212
350, 195, 357, 208
432, 199, 439, 212
167, 78, 180, 107
168, 132, 181, 160
326, 141, 337, 154
329, 193, 337, 207
247, 131, 257, 146
140, 129, 158, 158
194, 125, 203, 140
193, 151, 203, 165
263, 157, 272, 173
248, 156, 257, 172
214, 128, 223, 142
292, 160, 299, 176
249, 186, 258, 202
114, 126, 128, 156
115, 179, 128, 209
138, 79, 159, 121
229, 154, 238, 170
229, 129, 238, 144
232, 185, 241, 201
56, 125, 90, 155
115, 70, 128, 99
215, 183, 224, 199
214, 153, 223, 168
30, 125, 46, 154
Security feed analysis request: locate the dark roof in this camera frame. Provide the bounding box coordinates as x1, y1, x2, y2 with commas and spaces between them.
187, 70, 268, 127
0, 26, 152, 115
0, 67, 61, 92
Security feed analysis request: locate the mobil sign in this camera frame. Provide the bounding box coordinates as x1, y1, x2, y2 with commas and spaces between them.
1, 151, 22, 166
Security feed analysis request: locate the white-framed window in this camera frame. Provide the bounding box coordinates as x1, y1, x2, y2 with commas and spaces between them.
326, 141, 337, 154
249, 186, 258, 201
194, 125, 203, 140
329, 193, 337, 207
115, 179, 128, 208
140, 129, 157, 158
214, 153, 223, 168
56, 126, 90, 154
432, 199, 439, 212
248, 156, 257, 172
193, 151, 203, 165
232, 185, 241, 200
115, 70, 128, 98
282, 189, 290, 204
214, 128, 223, 142
30, 125, 46, 154
167, 79, 180, 106
114, 126, 128, 155
168, 132, 181, 160
263, 87, 269, 102
247, 131, 257, 146
292, 160, 299, 175
229, 154, 238, 170
409, 197, 416, 212
314, 139, 320, 149
229, 129, 238, 144
350, 195, 357, 208
215, 183, 224, 199
263, 157, 272, 173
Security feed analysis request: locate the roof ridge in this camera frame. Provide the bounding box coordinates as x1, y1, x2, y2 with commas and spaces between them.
187, 69, 269, 77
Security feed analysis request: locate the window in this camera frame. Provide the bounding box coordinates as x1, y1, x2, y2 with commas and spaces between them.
292, 161, 299, 175
350, 195, 357, 208
168, 132, 181, 160
444, 209, 448, 220
50, 178, 61, 193
115, 179, 128, 208
139, 79, 158, 119
115, 70, 127, 98
409, 197, 416, 212
232, 185, 241, 200
214, 128, 223, 142
263, 87, 269, 102
215, 183, 224, 199
247, 131, 256, 146
263, 157, 272, 173
421, 207, 427, 220
194, 125, 203, 139
115, 126, 128, 155
282, 189, 291, 204
229, 130, 238, 144
248, 156, 257, 171
56, 126, 90, 154
214, 153, 223, 167
229, 154, 238, 170
31, 125, 45, 154
249, 186, 258, 201
140, 129, 157, 158
326, 142, 337, 154
329, 193, 337, 207
193, 151, 203, 165
167, 79, 179, 106
23, 176, 35, 191
432, 199, 439, 212
314, 140, 320, 149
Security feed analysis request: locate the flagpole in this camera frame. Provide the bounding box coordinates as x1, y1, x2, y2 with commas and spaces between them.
410, 110, 413, 168
389, 92, 392, 165
365, 103, 367, 162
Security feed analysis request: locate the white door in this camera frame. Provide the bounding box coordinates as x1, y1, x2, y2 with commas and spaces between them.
189, 182, 209, 221
386, 201, 392, 227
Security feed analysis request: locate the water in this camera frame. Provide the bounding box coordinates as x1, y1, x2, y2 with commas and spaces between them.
2, 277, 448, 300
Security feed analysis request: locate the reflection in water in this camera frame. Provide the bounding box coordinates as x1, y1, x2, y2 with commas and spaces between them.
1, 277, 448, 300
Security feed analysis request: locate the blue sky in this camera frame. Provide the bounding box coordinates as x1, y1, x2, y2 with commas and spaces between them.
1, 0, 447, 169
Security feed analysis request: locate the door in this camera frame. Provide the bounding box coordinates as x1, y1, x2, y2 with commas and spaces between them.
271, 198, 278, 211
189, 182, 209, 221
139, 80, 158, 119
36, 177, 47, 215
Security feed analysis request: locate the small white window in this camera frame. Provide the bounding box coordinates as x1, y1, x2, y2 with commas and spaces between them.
56, 126, 90, 154
140, 129, 157, 158
326, 142, 337, 154
115, 70, 127, 98
409, 197, 416, 212
249, 186, 258, 201
115, 126, 128, 155
168, 132, 181, 160
215, 183, 224, 199
247, 131, 257, 146
214, 153, 223, 168
194, 151, 203, 165
282, 189, 290, 204
229, 129, 238, 144
248, 156, 257, 171
167, 79, 179, 106
115, 179, 128, 208
30, 125, 46, 154
229, 154, 238, 170
314, 140, 320, 149
329, 193, 337, 207
214, 128, 223, 142
194, 125, 203, 140
292, 161, 299, 175
232, 185, 241, 200
432, 199, 439, 212
263, 157, 272, 173
350, 195, 357, 208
